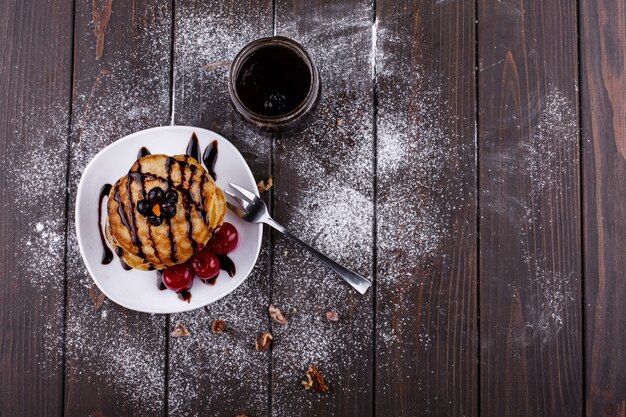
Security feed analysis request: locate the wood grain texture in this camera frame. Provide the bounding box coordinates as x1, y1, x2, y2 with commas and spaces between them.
167, 1, 273, 416
271, 1, 375, 416
478, 0, 583, 415
580, 0, 626, 415
374, 0, 477, 416
64, 1, 172, 415
0, 0, 73, 415
3, 0, 619, 415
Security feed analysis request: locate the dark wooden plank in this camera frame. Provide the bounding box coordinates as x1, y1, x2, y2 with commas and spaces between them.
580, 0, 626, 415
167, 1, 273, 416
64, 1, 172, 415
0, 0, 73, 415
478, 0, 582, 415
271, 2, 374, 416
374, 0, 477, 415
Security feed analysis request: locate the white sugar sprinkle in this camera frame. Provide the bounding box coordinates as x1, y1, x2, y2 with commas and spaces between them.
271, 4, 375, 415
63, 6, 172, 411
6, 0, 581, 412
166, 5, 274, 415
65, 307, 166, 412
520, 86, 578, 339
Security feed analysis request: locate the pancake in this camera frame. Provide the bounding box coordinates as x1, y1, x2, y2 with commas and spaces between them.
106, 154, 226, 271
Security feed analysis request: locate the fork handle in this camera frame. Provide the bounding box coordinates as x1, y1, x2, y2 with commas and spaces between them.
266, 219, 371, 295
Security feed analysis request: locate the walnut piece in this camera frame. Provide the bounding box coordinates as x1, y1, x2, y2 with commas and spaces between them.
170, 322, 190, 337
257, 176, 274, 193
255, 331, 273, 351
268, 304, 288, 325
212, 319, 225, 333
302, 364, 329, 393
326, 310, 340, 322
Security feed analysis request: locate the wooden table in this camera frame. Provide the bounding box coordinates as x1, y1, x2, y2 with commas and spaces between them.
1, 0, 625, 416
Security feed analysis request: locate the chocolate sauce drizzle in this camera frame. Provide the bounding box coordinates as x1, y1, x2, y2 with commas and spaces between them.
197, 175, 208, 222
128, 169, 159, 267
186, 132, 201, 162
124, 166, 145, 260
201, 276, 218, 286
156, 270, 166, 290
138, 146, 151, 159
202, 140, 218, 181
217, 254, 236, 277
115, 248, 132, 271
99, 184, 113, 264
181, 163, 198, 251
165, 157, 178, 264
113, 187, 129, 228
178, 290, 192, 302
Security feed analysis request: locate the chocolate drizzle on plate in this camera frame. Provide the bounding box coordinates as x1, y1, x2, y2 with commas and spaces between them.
156, 270, 167, 290
201, 276, 219, 285
120, 258, 132, 271
99, 184, 114, 264
202, 140, 218, 181
138, 146, 151, 159
124, 165, 145, 259
186, 132, 201, 162
178, 290, 192, 303
115, 248, 132, 270
217, 254, 236, 277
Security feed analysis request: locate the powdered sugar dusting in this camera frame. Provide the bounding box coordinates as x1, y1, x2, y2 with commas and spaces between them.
18, 219, 65, 290
480, 84, 578, 343
526, 86, 578, 194
63, 2, 172, 411
1, 1, 586, 414
377, 79, 461, 274
6, 101, 69, 295
172, 3, 271, 128
373, 11, 474, 404
65, 304, 166, 412
164, 3, 274, 415
524, 259, 575, 342
168, 245, 271, 416
376, 57, 465, 284
4, 99, 70, 371
270, 3, 374, 415
519, 86, 578, 339
375, 74, 463, 385
274, 3, 374, 262
371, 18, 378, 80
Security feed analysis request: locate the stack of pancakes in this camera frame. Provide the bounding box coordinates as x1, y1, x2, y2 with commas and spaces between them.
106, 154, 226, 271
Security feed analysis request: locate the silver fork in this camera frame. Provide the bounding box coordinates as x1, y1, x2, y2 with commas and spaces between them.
225, 183, 372, 295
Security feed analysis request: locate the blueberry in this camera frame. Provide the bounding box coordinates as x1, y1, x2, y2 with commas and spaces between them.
165, 189, 178, 203
161, 202, 177, 218
148, 187, 165, 201
137, 200, 152, 216
148, 215, 163, 226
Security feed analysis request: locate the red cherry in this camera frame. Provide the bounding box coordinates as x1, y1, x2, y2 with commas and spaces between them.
162, 264, 194, 293
190, 248, 220, 278
207, 222, 239, 254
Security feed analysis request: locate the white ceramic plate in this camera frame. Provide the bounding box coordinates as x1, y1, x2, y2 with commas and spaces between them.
75, 126, 262, 314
